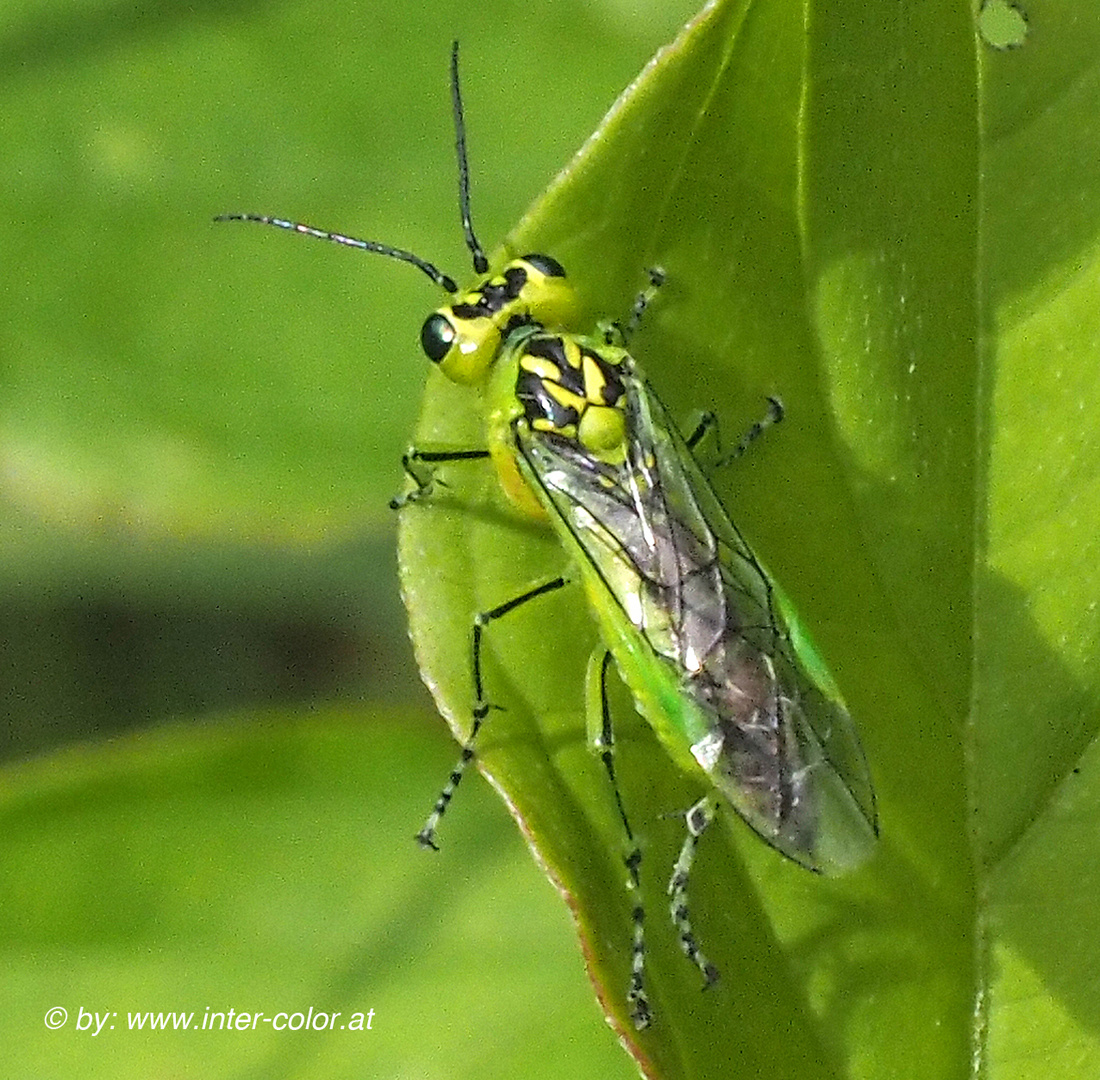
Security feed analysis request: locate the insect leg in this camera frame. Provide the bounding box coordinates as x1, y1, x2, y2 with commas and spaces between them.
712, 396, 784, 469
602, 267, 666, 347
621, 266, 666, 343
389, 447, 492, 509
668, 796, 721, 988
684, 395, 784, 463
683, 410, 719, 453
415, 576, 568, 850
586, 649, 651, 1030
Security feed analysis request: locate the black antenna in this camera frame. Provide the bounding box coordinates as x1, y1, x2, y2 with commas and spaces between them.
450, 41, 488, 275
214, 214, 458, 293
217, 45, 491, 292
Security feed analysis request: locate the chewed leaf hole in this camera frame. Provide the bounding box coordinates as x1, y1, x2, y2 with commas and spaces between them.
978, 0, 1029, 50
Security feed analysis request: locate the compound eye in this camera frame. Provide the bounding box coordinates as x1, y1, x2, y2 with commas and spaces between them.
420, 312, 456, 363
522, 253, 567, 279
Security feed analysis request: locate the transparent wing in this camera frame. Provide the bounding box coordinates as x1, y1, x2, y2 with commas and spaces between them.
516, 371, 877, 873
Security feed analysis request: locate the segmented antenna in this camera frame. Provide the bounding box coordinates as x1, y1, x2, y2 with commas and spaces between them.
450, 41, 489, 275
213, 214, 458, 293
217, 43, 491, 291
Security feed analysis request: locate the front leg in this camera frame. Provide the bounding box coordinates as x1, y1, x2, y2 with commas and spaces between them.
389, 447, 491, 509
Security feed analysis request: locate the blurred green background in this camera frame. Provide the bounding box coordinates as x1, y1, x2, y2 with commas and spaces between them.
8, 0, 1100, 1077
0, 0, 701, 1075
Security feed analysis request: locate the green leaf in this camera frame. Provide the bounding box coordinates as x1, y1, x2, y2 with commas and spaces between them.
976, 0, 1100, 1073
6, 0, 1100, 1075
401, 0, 1100, 1077
0, 2, 697, 1077
0, 708, 635, 1078
0, 0, 692, 540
